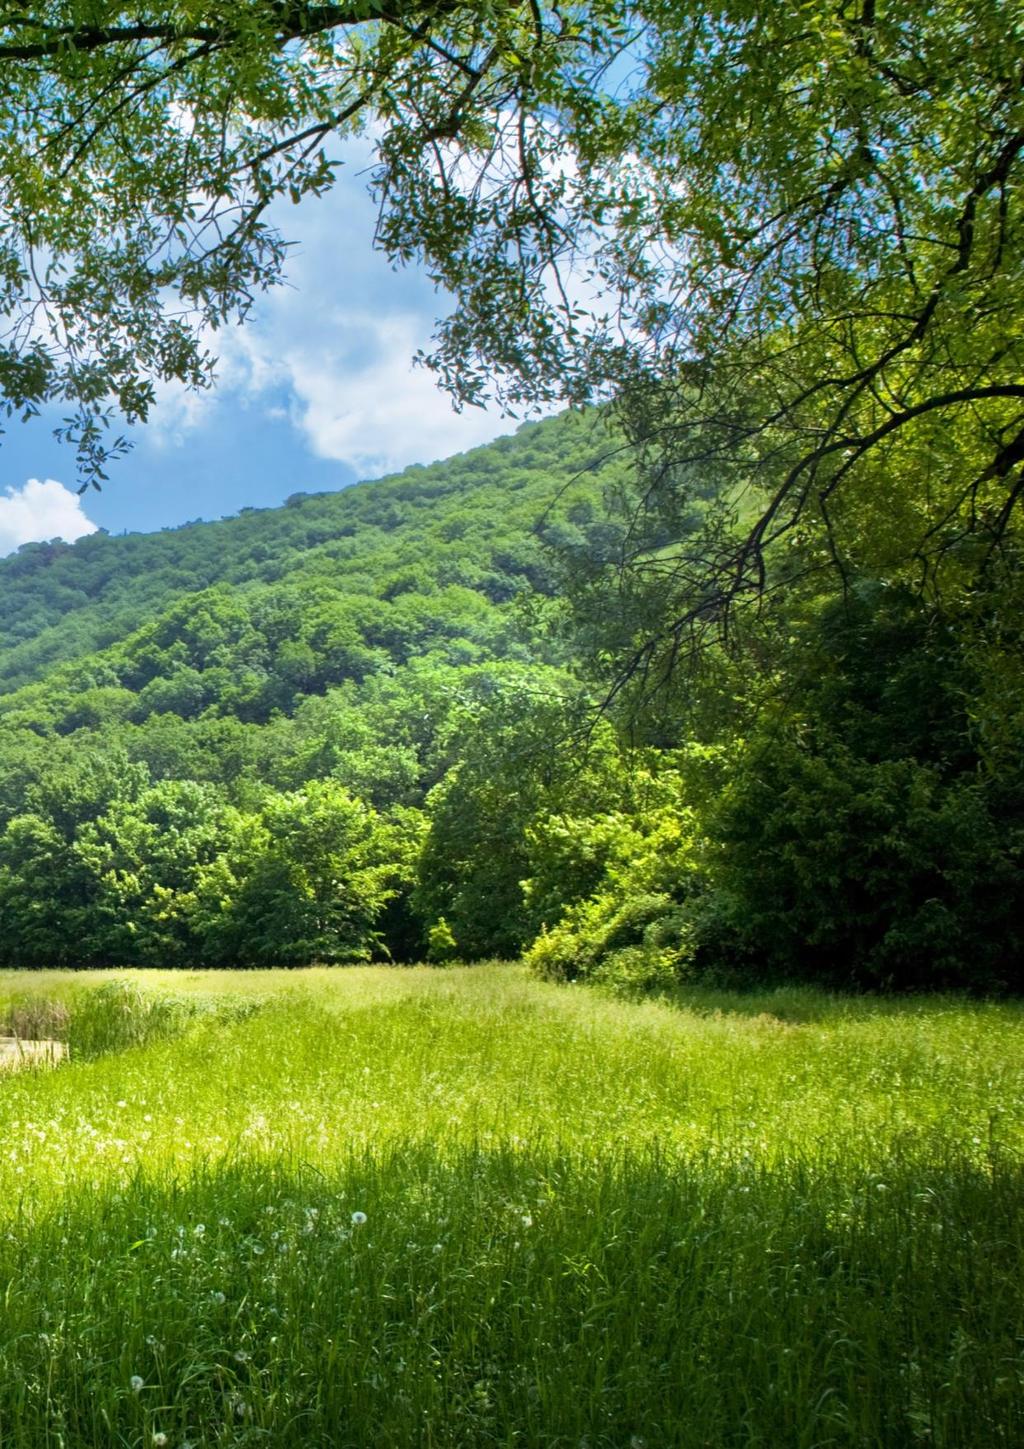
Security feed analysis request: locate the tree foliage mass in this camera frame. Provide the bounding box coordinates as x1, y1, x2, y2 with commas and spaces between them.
0, 410, 1018, 990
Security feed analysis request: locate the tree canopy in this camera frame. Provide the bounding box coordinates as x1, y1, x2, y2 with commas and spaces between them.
0, 0, 604, 482
2, 1, 1020, 618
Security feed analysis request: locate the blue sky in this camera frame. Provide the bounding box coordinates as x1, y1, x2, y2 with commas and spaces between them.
0, 142, 514, 555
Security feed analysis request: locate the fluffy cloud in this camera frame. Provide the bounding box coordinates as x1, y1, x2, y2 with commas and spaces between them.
0, 478, 99, 556
147, 143, 519, 474
240, 312, 505, 474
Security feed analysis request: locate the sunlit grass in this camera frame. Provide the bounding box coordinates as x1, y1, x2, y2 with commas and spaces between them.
0, 965, 1020, 1446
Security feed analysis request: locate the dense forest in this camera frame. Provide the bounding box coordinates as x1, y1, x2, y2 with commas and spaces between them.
0, 413, 620, 968
0, 408, 1020, 990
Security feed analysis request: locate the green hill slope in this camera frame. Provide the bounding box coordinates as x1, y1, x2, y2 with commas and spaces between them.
0, 411, 639, 969
0, 408, 1018, 991
0, 412, 627, 705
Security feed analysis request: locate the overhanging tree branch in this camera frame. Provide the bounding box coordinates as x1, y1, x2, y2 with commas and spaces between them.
0, 4, 399, 61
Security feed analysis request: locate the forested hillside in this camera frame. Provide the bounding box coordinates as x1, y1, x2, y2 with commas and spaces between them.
0, 0, 1020, 996
1, 402, 1022, 990
0, 413, 626, 700
0, 411, 643, 967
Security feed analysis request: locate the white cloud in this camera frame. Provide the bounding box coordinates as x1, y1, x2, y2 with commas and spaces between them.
144, 142, 521, 473
241, 312, 507, 474
0, 478, 99, 556
145, 372, 217, 448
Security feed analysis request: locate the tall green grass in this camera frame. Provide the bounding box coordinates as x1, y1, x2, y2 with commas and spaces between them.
0, 966, 1020, 1447
1, 974, 265, 1059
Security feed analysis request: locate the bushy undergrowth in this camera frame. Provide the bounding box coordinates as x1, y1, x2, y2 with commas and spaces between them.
524, 587, 1024, 996
0, 965, 1019, 1447
524, 797, 702, 991
706, 740, 1023, 992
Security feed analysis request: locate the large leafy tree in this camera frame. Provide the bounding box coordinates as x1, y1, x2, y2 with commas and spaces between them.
193, 779, 410, 964
1, 2, 1019, 637
0, 0, 604, 483
577, 0, 1024, 684
414, 669, 623, 957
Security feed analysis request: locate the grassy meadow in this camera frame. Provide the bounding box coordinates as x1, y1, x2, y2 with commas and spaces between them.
0, 965, 1020, 1448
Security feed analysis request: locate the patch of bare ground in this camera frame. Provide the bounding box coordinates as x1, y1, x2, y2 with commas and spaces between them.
0, 1037, 67, 1071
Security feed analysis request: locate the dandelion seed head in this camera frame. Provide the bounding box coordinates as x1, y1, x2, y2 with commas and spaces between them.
130, 1375, 145, 1393
351, 1211, 367, 1226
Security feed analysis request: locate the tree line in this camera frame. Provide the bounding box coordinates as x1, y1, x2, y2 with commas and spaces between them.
0, 412, 1019, 989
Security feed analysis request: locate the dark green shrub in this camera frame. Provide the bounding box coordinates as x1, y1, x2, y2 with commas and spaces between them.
707, 739, 1022, 991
